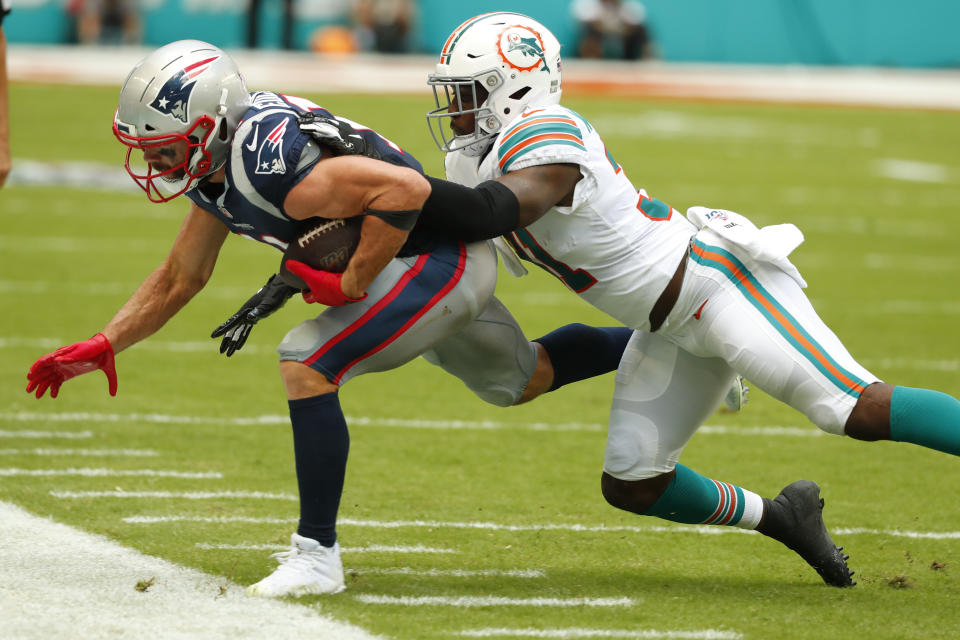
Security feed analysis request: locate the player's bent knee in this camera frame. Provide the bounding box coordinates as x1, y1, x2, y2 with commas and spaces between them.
471, 385, 521, 407
843, 382, 893, 441
513, 344, 554, 405
279, 361, 338, 400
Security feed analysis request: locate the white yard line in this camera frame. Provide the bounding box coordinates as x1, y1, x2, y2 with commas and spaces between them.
0, 448, 159, 457
0, 429, 93, 439
1, 409, 837, 436
126, 515, 296, 524
197, 543, 457, 554
356, 595, 633, 607
51, 490, 296, 500
0, 500, 382, 640
0, 468, 221, 478
122, 514, 960, 540
357, 568, 545, 578
456, 629, 742, 639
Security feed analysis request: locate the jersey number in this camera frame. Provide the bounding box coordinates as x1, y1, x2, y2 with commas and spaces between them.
637, 193, 674, 221
508, 229, 598, 293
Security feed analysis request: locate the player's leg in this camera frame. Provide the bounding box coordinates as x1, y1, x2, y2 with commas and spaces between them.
521, 324, 634, 403
601, 331, 854, 586
249, 242, 492, 597
682, 235, 960, 455
522, 323, 747, 408
422, 303, 636, 406
845, 382, 960, 454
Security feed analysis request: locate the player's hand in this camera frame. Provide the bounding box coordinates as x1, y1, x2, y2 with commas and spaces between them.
26, 333, 117, 398
297, 113, 380, 159
285, 260, 367, 306
211, 273, 298, 356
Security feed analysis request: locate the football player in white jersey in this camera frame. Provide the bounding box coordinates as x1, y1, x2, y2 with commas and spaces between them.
419, 12, 960, 587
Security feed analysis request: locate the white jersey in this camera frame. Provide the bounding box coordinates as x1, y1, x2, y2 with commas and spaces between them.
446, 104, 696, 330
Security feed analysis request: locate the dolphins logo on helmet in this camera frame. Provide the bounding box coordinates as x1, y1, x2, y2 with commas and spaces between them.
427, 13, 563, 157
499, 27, 550, 73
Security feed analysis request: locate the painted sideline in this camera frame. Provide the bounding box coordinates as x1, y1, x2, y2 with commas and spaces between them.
0, 500, 382, 640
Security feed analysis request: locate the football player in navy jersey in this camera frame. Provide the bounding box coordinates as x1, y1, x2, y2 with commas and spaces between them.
24, 40, 653, 597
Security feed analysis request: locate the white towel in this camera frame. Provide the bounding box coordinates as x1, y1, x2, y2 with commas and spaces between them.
686, 206, 807, 288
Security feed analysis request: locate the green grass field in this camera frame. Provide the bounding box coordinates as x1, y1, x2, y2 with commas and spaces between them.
2, 83, 960, 639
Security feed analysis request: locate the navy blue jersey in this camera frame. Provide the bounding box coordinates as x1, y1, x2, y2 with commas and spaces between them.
187, 91, 428, 254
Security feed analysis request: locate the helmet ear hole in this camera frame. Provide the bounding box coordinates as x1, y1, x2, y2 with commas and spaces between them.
509, 87, 531, 101
217, 118, 229, 142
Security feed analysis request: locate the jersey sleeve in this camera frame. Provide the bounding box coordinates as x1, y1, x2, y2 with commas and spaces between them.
234, 110, 317, 214
493, 106, 590, 175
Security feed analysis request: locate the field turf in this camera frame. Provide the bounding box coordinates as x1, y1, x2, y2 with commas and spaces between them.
2, 83, 960, 639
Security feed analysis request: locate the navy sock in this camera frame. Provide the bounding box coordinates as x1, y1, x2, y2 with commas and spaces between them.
288, 393, 349, 547
534, 324, 632, 392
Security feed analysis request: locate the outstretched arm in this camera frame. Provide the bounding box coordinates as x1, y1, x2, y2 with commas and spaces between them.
283, 154, 430, 300
103, 203, 229, 352
26, 204, 228, 398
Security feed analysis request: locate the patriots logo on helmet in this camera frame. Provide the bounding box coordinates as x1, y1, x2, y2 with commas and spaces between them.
255, 119, 289, 175
148, 55, 220, 123
498, 26, 549, 73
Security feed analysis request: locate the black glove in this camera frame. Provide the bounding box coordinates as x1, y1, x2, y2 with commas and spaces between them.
210, 274, 298, 357
298, 113, 381, 160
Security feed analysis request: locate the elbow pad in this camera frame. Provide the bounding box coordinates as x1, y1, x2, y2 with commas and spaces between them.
420, 176, 520, 242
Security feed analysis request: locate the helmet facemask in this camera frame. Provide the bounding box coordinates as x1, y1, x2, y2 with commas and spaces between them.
112, 40, 251, 203
427, 69, 503, 157
113, 114, 217, 202
426, 13, 563, 158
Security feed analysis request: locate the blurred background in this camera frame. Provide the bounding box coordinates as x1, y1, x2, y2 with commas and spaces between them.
4, 0, 959, 66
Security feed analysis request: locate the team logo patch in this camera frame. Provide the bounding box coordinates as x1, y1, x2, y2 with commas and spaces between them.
497, 25, 549, 73
255, 119, 289, 175
148, 55, 220, 123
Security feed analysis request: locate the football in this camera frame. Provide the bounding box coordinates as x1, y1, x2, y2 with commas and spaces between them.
279, 216, 363, 288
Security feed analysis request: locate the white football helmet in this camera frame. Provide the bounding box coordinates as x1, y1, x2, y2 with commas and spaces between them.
113, 40, 251, 202
427, 12, 563, 157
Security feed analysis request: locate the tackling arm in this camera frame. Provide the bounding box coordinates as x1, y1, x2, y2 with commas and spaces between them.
283, 154, 430, 300
417, 163, 582, 239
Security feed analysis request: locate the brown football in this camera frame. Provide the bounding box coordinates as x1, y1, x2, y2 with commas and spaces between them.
279, 216, 363, 288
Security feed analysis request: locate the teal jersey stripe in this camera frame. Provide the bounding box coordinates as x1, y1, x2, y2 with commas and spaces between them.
502, 113, 580, 135
730, 486, 746, 525
564, 107, 595, 133
501, 139, 587, 172
690, 239, 868, 397
498, 122, 583, 160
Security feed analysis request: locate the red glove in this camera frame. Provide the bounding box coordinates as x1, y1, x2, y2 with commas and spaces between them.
285, 260, 367, 306
26, 333, 118, 399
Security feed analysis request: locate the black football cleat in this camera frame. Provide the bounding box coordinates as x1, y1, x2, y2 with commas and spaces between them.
759, 480, 856, 587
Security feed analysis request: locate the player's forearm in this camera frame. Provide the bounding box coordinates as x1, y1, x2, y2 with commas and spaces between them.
418, 176, 520, 240
102, 264, 205, 353
339, 216, 408, 298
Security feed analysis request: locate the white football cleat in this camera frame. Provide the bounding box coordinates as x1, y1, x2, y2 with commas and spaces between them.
722, 375, 749, 412
246, 533, 346, 597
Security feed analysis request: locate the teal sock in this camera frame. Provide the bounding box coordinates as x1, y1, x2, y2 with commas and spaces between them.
889, 386, 960, 455
644, 464, 763, 529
